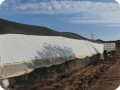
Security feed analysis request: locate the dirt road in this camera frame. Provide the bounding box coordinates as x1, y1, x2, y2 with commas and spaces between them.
89, 60, 120, 90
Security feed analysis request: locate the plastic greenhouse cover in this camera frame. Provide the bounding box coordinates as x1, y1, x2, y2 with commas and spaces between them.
0, 34, 104, 79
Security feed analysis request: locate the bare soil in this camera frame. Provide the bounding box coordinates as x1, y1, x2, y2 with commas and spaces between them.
88, 58, 120, 90
29, 56, 118, 90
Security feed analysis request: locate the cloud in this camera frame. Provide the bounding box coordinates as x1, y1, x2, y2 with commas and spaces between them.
68, 11, 120, 24
1, 1, 118, 14
0, 0, 5, 5
116, 0, 120, 4
1, 0, 120, 24
105, 24, 120, 26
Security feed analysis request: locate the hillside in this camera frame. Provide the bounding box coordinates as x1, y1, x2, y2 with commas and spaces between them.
0, 18, 86, 40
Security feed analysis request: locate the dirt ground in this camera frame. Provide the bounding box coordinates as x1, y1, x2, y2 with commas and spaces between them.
29, 56, 119, 90
88, 59, 120, 90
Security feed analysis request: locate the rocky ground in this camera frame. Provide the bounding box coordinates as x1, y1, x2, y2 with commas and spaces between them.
26, 56, 117, 90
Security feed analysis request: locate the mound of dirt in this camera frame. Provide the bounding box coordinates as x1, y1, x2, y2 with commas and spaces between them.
25, 57, 116, 90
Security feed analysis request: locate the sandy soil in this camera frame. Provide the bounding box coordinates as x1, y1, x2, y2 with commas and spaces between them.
30, 56, 117, 90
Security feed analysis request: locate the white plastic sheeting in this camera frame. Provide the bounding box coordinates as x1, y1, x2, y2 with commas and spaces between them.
0, 86, 4, 90
0, 34, 104, 79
